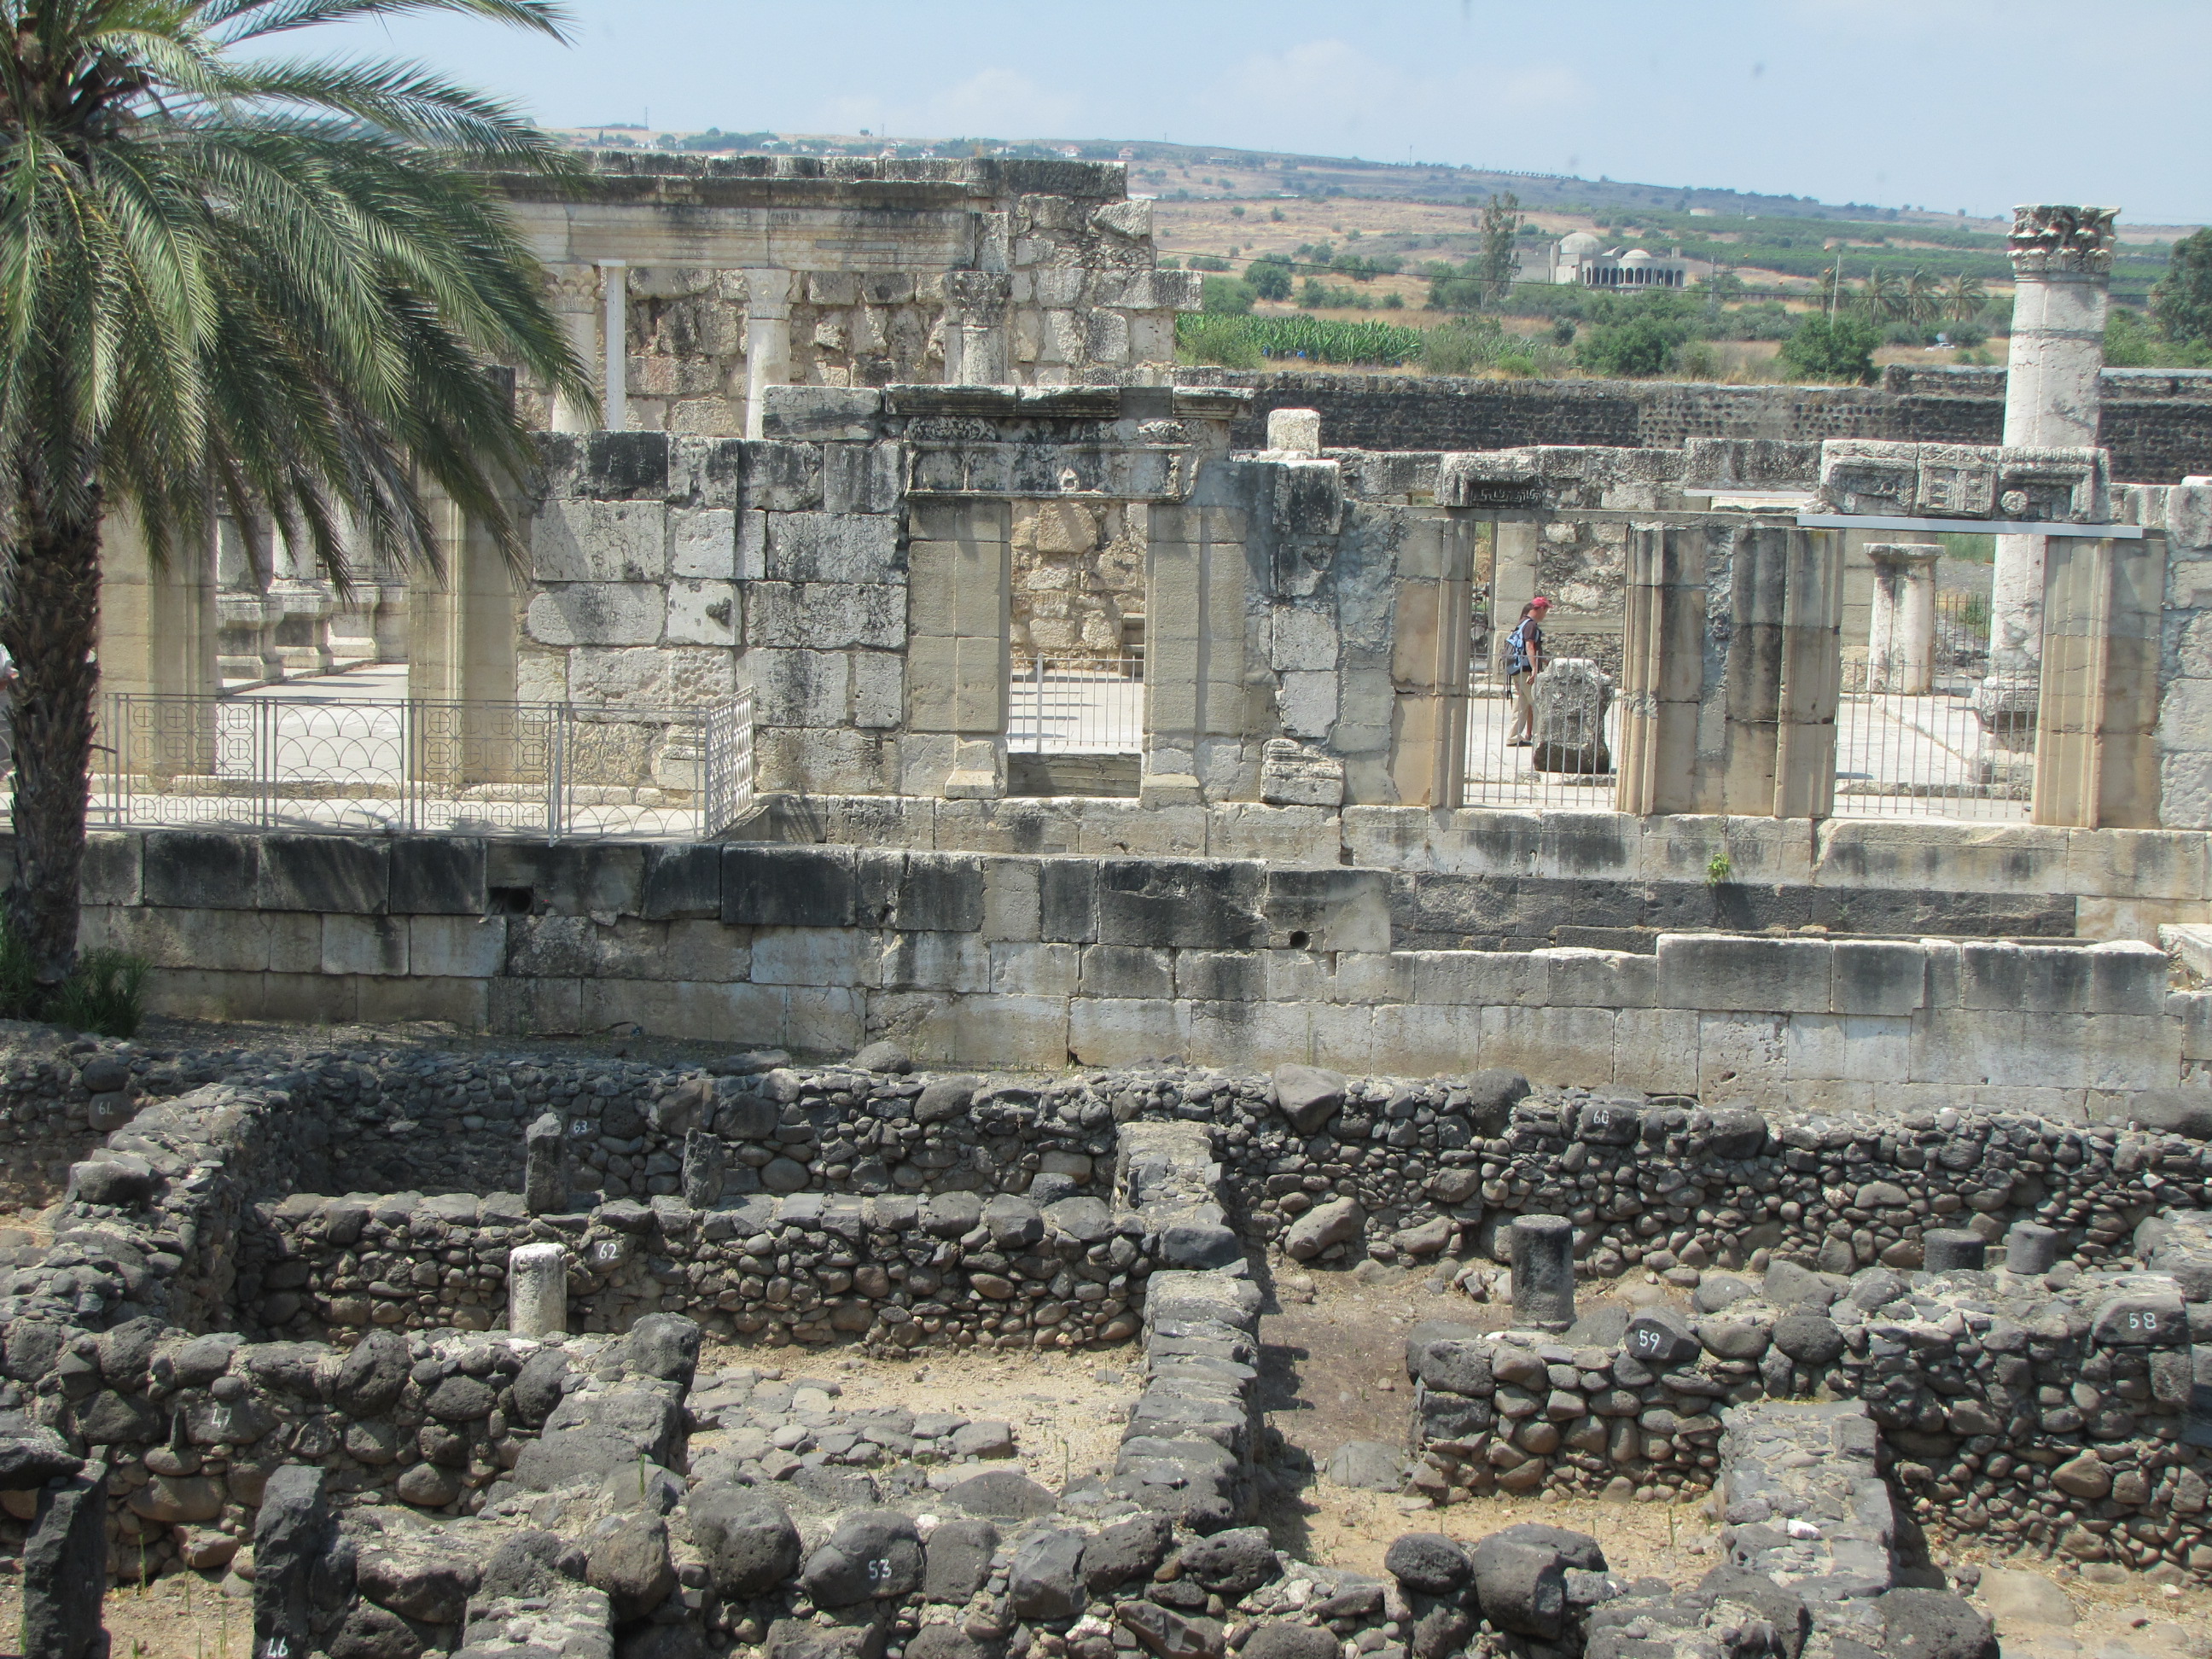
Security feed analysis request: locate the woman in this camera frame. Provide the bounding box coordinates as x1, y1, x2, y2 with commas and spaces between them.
1505, 596, 1551, 748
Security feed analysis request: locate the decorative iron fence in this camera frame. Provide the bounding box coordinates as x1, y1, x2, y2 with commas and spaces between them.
1009, 656, 1145, 754
94, 691, 754, 840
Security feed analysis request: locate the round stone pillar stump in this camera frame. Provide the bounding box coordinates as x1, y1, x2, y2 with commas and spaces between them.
1511, 1214, 1576, 1330
1866, 543, 1941, 696
509, 1243, 568, 1338
2005, 1221, 2061, 1276
1922, 1229, 1988, 1272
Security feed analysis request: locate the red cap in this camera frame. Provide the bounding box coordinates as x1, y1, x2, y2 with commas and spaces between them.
1530, 595, 1552, 609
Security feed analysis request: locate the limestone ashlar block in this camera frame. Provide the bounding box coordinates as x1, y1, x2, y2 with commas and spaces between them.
390, 837, 486, 916
537, 430, 671, 501
532, 498, 668, 583
526, 583, 664, 647
1261, 867, 1391, 954
1534, 946, 1656, 1010
1039, 858, 1099, 943
761, 386, 884, 441
1813, 818, 2070, 894
255, 835, 388, 916
765, 512, 902, 585
407, 915, 506, 979
1480, 1003, 1617, 1086
824, 442, 905, 515
1908, 1006, 2028, 1086
982, 858, 1042, 941
1079, 944, 1174, 1000
722, 845, 858, 928
949, 993, 1070, 1071
736, 441, 824, 514
486, 842, 644, 918
2084, 940, 2172, 1015
1657, 934, 1834, 1014
1174, 950, 1263, 1003
1409, 951, 1548, 1007
665, 579, 736, 647
990, 940, 1079, 998
878, 930, 990, 994
322, 914, 406, 977
1828, 939, 1929, 1016
1639, 816, 1813, 886
745, 581, 905, 650
268, 912, 323, 975
641, 842, 724, 921
108, 905, 273, 973
747, 648, 852, 728
1067, 997, 1184, 1068
488, 975, 583, 1035
1784, 1011, 1912, 1083
750, 926, 876, 989
668, 506, 736, 579
81, 832, 143, 907
1096, 859, 1264, 950
880, 853, 986, 934
2170, 990, 2212, 1061
143, 829, 258, 909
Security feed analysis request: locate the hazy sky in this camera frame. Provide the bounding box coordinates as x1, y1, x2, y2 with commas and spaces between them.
297, 0, 2210, 224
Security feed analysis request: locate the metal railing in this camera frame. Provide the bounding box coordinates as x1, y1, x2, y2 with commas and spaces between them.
1009, 655, 1145, 754
1464, 655, 1620, 809
94, 691, 754, 840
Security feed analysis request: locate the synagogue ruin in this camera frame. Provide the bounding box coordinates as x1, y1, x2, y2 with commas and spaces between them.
11, 160, 2212, 1659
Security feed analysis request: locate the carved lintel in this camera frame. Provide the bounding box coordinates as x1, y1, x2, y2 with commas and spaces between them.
2008, 204, 2119, 276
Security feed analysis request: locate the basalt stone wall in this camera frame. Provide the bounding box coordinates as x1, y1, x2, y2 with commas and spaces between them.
1179, 366, 2212, 484
250, 1186, 1156, 1352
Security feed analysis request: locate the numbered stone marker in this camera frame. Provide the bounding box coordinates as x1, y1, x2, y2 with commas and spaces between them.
1621, 1309, 1701, 1369
2091, 1290, 2186, 1346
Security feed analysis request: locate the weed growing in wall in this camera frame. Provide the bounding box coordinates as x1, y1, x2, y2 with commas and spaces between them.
0, 921, 148, 1038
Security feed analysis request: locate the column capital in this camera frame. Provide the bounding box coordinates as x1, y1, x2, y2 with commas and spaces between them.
2008, 204, 2118, 277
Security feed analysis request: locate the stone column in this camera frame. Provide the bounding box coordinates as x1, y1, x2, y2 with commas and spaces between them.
1922, 1229, 1987, 1272
2032, 531, 2165, 828
23, 1463, 108, 1659
944, 271, 1012, 385
1143, 474, 1254, 806
548, 263, 601, 434
907, 500, 1010, 799
1388, 512, 1474, 808
598, 259, 628, 433
1616, 524, 1712, 816
524, 1111, 566, 1214
743, 269, 794, 440
1982, 205, 2118, 740
1866, 543, 1941, 694
2005, 1221, 2060, 1274
509, 1242, 569, 1337
1487, 520, 1541, 684
1511, 1214, 1575, 1330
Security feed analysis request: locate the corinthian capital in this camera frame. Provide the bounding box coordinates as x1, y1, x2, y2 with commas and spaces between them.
2009, 204, 2118, 276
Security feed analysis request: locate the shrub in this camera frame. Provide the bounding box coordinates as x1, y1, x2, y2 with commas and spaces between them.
1246, 258, 1293, 301
0, 921, 149, 1038
1177, 313, 1264, 370
1579, 315, 1685, 378
1778, 314, 1879, 384
1200, 276, 1255, 315
1188, 254, 1231, 272
1177, 313, 1425, 367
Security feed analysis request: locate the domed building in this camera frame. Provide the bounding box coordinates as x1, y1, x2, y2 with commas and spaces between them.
1536, 230, 1691, 288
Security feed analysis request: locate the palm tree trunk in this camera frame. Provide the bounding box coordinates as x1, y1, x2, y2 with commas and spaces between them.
3, 474, 102, 987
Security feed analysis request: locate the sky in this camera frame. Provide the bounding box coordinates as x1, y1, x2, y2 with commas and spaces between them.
294, 0, 2212, 224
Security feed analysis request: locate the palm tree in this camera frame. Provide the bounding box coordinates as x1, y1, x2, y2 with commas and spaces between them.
1942, 271, 1989, 323
1857, 270, 1909, 323
0, 0, 593, 987
1905, 270, 1941, 327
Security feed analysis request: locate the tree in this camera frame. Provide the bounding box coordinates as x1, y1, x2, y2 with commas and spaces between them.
1200, 276, 1254, 314
1941, 272, 1988, 323
2154, 229, 2212, 346
1578, 315, 1687, 378
0, 0, 594, 986
1478, 190, 1522, 304
1245, 257, 1292, 301
1857, 270, 1909, 322
1905, 271, 1941, 326
1780, 314, 1880, 384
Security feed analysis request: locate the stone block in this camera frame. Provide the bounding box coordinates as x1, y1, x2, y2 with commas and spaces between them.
1177, 950, 1264, 1003
1640, 817, 1813, 886
1959, 941, 2093, 1013
1615, 1008, 1701, 1095
667, 579, 738, 646
1263, 867, 1389, 953
670, 506, 737, 579
880, 931, 990, 994
983, 858, 1042, 940
488, 975, 584, 1035
643, 842, 724, 921
724, 847, 858, 928
1909, 1008, 2028, 1086
111, 905, 271, 972
82, 833, 142, 906
533, 498, 667, 583
1829, 939, 1928, 1015
323, 914, 407, 977
1814, 818, 2069, 894
1697, 1010, 1790, 1091
1657, 934, 1832, 1013
256, 835, 387, 915
1080, 945, 1175, 1000
1534, 947, 1654, 1009
886, 854, 987, 932
390, 838, 485, 915
992, 940, 1080, 998
1097, 859, 1263, 950
951, 994, 1070, 1070
1410, 951, 1547, 1006
526, 583, 665, 647
661, 921, 749, 983
1040, 859, 1099, 942
746, 647, 851, 728
358, 975, 489, 1028
143, 830, 257, 909
1371, 1001, 1484, 1076
487, 842, 644, 917
1479, 1003, 1617, 1086
1784, 1012, 1912, 1083
1067, 997, 1184, 1068
2085, 940, 2170, 1015
763, 385, 882, 439
409, 916, 506, 978
765, 513, 902, 585
752, 928, 874, 988
2066, 828, 2208, 901
824, 443, 905, 515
